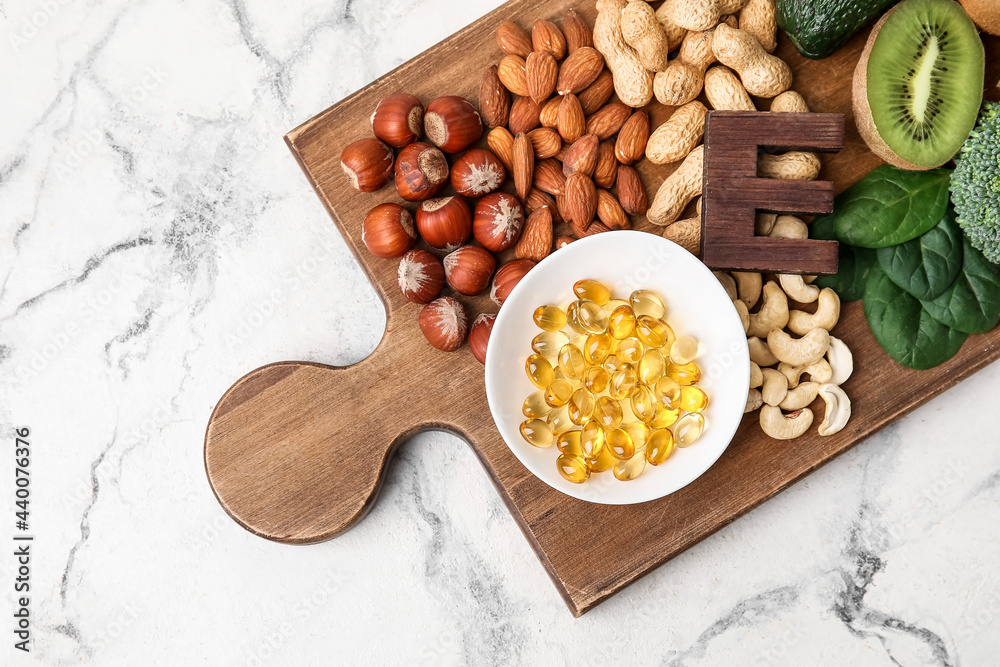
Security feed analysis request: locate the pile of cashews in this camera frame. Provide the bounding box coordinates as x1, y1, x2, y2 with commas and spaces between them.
715, 216, 854, 439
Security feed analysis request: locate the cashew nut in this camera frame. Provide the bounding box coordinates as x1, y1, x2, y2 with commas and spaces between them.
715, 271, 738, 301
767, 328, 830, 366
734, 299, 750, 332
778, 359, 832, 388
760, 405, 813, 440
826, 336, 854, 386
761, 368, 788, 406
817, 383, 851, 436
747, 281, 789, 338
746, 388, 763, 413
755, 212, 777, 236
767, 214, 808, 239
778, 274, 820, 304
749, 361, 763, 388
779, 382, 819, 410
733, 271, 762, 309
788, 288, 841, 335
748, 336, 778, 367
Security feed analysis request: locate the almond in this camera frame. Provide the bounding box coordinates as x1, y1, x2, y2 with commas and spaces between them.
512, 131, 534, 201
557, 93, 586, 143
573, 220, 611, 238
615, 111, 650, 165
497, 21, 532, 59
497, 55, 529, 97
597, 189, 630, 230
527, 127, 562, 159
526, 51, 558, 105
557, 47, 605, 96
555, 236, 574, 249
616, 165, 648, 216
479, 65, 510, 130
509, 96, 542, 135
524, 187, 562, 223
487, 127, 515, 171
556, 193, 572, 223
562, 9, 594, 52
578, 70, 615, 116
533, 158, 567, 196
561, 134, 599, 178
594, 141, 619, 189
564, 172, 597, 230
515, 206, 553, 261
540, 97, 561, 128
531, 20, 567, 60
586, 102, 632, 140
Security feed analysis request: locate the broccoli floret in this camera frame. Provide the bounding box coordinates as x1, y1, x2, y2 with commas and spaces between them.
950, 102, 1000, 264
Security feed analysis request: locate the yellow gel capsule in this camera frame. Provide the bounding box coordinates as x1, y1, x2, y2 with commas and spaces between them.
668, 361, 703, 386
568, 388, 596, 425
584, 332, 613, 366
556, 430, 584, 456
622, 422, 652, 449
680, 385, 709, 412
669, 335, 699, 365
613, 452, 647, 481
608, 305, 637, 340
594, 396, 623, 430
645, 429, 675, 465
604, 298, 629, 314
587, 446, 618, 473
547, 404, 573, 434
532, 330, 569, 357
654, 376, 682, 409
630, 385, 658, 424
522, 391, 552, 418
565, 301, 587, 334
557, 453, 591, 484
629, 289, 665, 318
567, 334, 588, 351
533, 305, 567, 332
557, 344, 586, 379
520, 419, 554, 448
609, 365, 638, 401
573, 279, 611, 306
580, 419, 605, 459
673, 412, 705, 447
583, 366, 610, 393
526, 354, 555, 389
635, 315, 674, 349
575, 300, 609, 334
544, 378, 575, 407
617, 337, 645, 364
638, 349, 666, 385
603, 355, 626, 375
650, 405, 681, 429
606, 428, 635, 460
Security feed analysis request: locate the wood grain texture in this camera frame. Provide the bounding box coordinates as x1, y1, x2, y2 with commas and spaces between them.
204, 1, 1000, 616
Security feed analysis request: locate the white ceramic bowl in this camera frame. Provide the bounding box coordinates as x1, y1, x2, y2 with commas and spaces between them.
485, 231, 750, 504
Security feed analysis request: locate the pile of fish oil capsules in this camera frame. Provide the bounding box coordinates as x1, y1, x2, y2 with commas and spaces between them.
520, 279, 711, 485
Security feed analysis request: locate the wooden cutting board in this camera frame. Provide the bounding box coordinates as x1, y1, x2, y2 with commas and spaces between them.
204, 1, 1000, 616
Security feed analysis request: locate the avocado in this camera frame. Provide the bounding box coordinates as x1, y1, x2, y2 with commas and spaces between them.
776, 0, 898, 59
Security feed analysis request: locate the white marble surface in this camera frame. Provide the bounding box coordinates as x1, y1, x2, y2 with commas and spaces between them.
1, 0, 999, 664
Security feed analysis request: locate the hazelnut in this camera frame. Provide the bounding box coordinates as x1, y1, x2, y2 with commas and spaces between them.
371, 93, 424, 148
424, 96, 482, 154
395, 142, 449, 202
419, 297, 468, 352
397, 250, 444, 304
450, 149, 506, 198
473, 193, 524, 252
443, 245, 496, 296
490, 259, 536, 306
362, 203, 416, 258
416, 197, 472, 251
340, 138, 394, 192
469, 313, 497, 364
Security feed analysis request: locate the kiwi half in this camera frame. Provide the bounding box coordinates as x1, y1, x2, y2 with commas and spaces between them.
854, 0, 984, 170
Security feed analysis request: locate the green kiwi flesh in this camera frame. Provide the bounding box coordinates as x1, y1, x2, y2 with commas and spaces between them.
866, 0, 984, 168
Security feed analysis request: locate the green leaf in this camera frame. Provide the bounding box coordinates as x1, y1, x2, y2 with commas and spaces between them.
811, 212, 877, 302
876, 205, 964, 300
920, 238, 1000, 334
835, 165, 951, 248
863, 267, 967, 370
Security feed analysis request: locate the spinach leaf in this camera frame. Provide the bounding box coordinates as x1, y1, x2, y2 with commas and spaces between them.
864, 267, 967, 370
835, 165, 951, 249
876, 205, 963, 301
921, 238, 1000, 334
811, 212, 876, 302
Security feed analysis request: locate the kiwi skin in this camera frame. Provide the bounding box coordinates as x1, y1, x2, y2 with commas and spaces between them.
960, 0, 1000, 35
853, 1, 984, 170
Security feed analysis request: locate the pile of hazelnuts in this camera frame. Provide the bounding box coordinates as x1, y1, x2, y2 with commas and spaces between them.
341, 92, 543, 362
